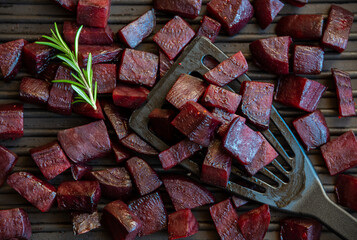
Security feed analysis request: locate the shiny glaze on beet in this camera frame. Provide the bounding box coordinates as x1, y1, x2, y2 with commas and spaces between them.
19, 77, 51, 105
102, 100, 130, 140
0, 103, 24, 140
0, 39, 27, 81
113, 84, 150, 109
120, 133, 158, 156
0, 145, 18, 187
293, 45, 324, 75
92, 64, 117, 94
0, 208, 32, 240
212, 108, 245, 137
77, 44, 122, 66
23, 42, 54, 76
253, 0, 284, 30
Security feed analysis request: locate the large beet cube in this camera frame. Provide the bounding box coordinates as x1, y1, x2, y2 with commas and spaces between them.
0, 208, 32, 240
120, 133, 158, 156
153, 16, 195, 60
275, 75, 327, 112
154, 0, 202, 19
196, 16, 221, 43
171, 101, 221, 147
92, 64, 116, 94
72, 211, 101, 235
335, 174, 357, 211
7, 172, 57, 212
322, 5, 354, 53
102, 101, 130, 140
19, 77, 51, 105
0, 39, 27, 81
0, 145, 18, 187
113, 84, 150, 109
58, 120, 111, 163
159, 50, 174, 78
168, 209, 199, 240
280, 218, 322, 240
73, 100, 105, 119
202, 84, 241, 114
23, 42, 54, 76
77, 44, 122, 66
253, 0, 284, 30
112, 141, 131, 163
149, 108, 177, 142
71, 163, 92, 181
203, 51, 248, 87
77, 0, 110, 28
212, 108, 245, 137
293, 45, 324, 75
321, 131, 357, 175
0, 103, 24, 140
52, 0, 78, 12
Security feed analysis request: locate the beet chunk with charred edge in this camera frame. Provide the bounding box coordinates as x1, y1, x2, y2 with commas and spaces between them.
154, 0, 202, 19
280, 218, 322, 240
0, 103, 24, 140
71, 163, 92, 181
72, 211, 101, 235
0, 208, 32, 240
159, 50, 174, 78
149, 108, 177, 143
232, 196, 248, 209
168, 209, 199, 240
284, 0, 307, 7
120, 133, 158, 156
92, 64, 116, 94
102, 100, 130, 140
113, 85, 150, 109
0, 39, 27, 81
254, 0, 284, 30
202, 84, 241, 114
335, 174, 357, 211
0, 145, 18, 187
196, 16, 221, 43
19, 77, 51, 105
212, 108, 246, 137
293, 45, 324, 75
112, 142, 131, 163
77, 44, 122, 66
52, 0, 78, 12
77, 0, 110, 28
23, 42, 54, 76
153, 16, 195, 60
73, 100, 104, 119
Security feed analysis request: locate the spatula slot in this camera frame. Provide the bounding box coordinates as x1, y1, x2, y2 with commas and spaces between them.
201, 55, 220, 70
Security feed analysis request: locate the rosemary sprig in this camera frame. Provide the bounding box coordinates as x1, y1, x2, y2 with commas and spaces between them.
36, 23, 98, 110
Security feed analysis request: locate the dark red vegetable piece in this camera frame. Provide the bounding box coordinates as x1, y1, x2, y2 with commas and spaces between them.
77, 0, 110, 28
168, 209, 199, 240
0, 39, 27, 81
153, 16, 195, 60
19, 77, 51, 105
293, 45, 324, 75
149, 108, 177, 143
77, 44, 122, 66
112, 84, 150, 109
280, 218, 322, 240
7, 172, 57, 212
196, 16, 221, 43
39, 62, 60, 81
202, 84, 241, 114
0, 145, 18, 187
51, 0, 78, 12
92, 64, 116, 94
72, 211, 101, 235
212, 108, 246, 137
0, 208, 32, 240
159, 50, 174, 78
112, 141, 131, 163
154, 0, 202, 19
335, 174, 357, 211
120, 133, 158, 156
321, 130, 357, 175
253, 0, 284, 30
102, 100, 130, 140
23, 42, 55, 76
0, 103, 24, 140
231, 196, 248, 209
73, 100, 105, 119
284, 0, 307, 7
71, 163, 92, 181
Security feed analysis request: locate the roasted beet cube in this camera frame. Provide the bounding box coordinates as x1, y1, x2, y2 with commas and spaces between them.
102, 101, 130, 140
0, 145, 18, 187
120, 133, 158, 156
118, 9, 156, 48
149, 108, 177, 142
72, 211, 101, 235
253, 0, 284, 30
232, 196, 248, 209
7, 172, 57, 212
275, 75, 327, 112
129, 192, 167, 236
171, 101, 221, 147
113, 84, 150, 109
0, 103, 24, 140
112, 142, 131, 163
77, 0, 110, 28
293, 45, 324, 75
332, 68, 356, 117
71, 163, 92, 181
0, 39, 27, 81
284, 0, 307, 7
30, 141, 71, 180
162, 174, 215, 211
73, 100, 105, 119
0, 208, 32, 240
126, 157, 162, 196
168, 209, 199, 240
58, 120, 111, 163
19, 77, 51, 105
223, 118, 263, 165
77, 44, 122, 66
52, 0, 78, 11
159, 139, 202, 170
154, 0, 202, 19
238, 204, 270, 240
159, 50, 174, 78
153, 16, 195, 60
212, 108, 245, 137
92, 64, 116, 94
39, 62, 60, 81
322, 5, 354, 53
23, 42, 54, 75
203, 51, 248, 87
207, 0, 254, 36
196, 16, 221, 43
202, 84, 241, 114
280, 218, 322, 240
335, 174, 357, 211
321, 131, 357, 175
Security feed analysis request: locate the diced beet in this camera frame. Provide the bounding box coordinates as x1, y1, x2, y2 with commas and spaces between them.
159, 50, 174, 78
196, 16, 221, 43
77, 0, 110, 28
23, 42, 54, 76
250, 36, 292, 75
239, 81, 274, 130
201, 139, 232, 187
39, 62, 60, 81
58, 120, 111, 163
207, 0, 254, 36
0, 103, 24, 140
57, 181, 101, 212
112, 141, 131, 163
52, 0, 78, 12
7, 172, 57, 212
203, 51, 248, 87
86, 167, 133, 200
30, 141, 71, 180
120, 133, 158, 156
284, 0, 307, 7
238, 204, 271, 240
73, 100, 105, 119
153, 16, 195, 60
0, 39, 27, 81
118, 9, 156, 48
171, 101, 221, 147
321, 130, 357, 175
253, 0, 284, 30
231, 196, 248, 209
0, 208, 32, 240
102, 200, 142, 240
92, 64, 116, 94
149, 108, 177, 142
19, 77, 51, 105
126, 157, 162, 196
63, 21, 114, 45
71, 163, 92, 181
102, 100, 130, 140
212, 108, 245, 137
276, 15, 324, 40
275, 75, 327, 112
293, 45, 324, 75
335, 174, 357, 211
280, 218, 322, 240
118, 49, 158, 87
322, 5, 354, 53
72, 211, 101, 235
0, 145, 18, 187
332, 68, 356, 117
112, 84, 150, 109
168, 209, 199, 240
77, 44, 122, 66
162, 174, 215, 211
154, 0, 202, 19
129, 192, 167, 236
202, 84, 241, 114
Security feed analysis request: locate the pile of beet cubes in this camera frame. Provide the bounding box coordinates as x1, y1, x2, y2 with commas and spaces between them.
0, 0, 355, 239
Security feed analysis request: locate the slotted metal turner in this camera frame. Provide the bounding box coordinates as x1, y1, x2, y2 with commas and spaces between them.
129, 37, 357, 240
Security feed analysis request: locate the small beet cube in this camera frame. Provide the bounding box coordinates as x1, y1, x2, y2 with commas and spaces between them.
77, 0, 110, 28
23, 42, 54, 76
102, 100, 130, 140
332, 68, 356, 117
154, 0, 202, 19
0, 208, 32, 240
0, 145, 18, 187
275, 75, 327, 112
73, 100, 105, 119
293, 45, 324, 75
71, 163, 92, 181
171, 101, 221, 147
159, 50, 174, 78
57, 181, 101, 212
212, 108, 245, 137
196, 16, 221, 43
202, 84, 241, 114
0, 39, 27, 81
207, 0, 254, 36
30, 141, 71, 180
159, 139, 202, 170
168, 209, 199, 240
280, 218, 322, 240
201, 139, 232, 187
126, 157, 162, 196
7, 172, 57, 212
77, 44, 122, 66
120, 133, 158, 156
238, 204, 271, 240
58, 120, 111, 163
284, 0, 307, 7
129, 192, 167, 236
223, 118, 263, 165
321, 131, 357, 175
250, 36, 292, 75
253, 0, 284, 30
118, 9, 156, 48
112, 142, 131, 163
19, 77, 51, 105
113, 84, 150, 109
149, 108, 177, 142
52, 0, 78, 11
102, 200, 142, 240
322, 5, 354, 53
92, 64, 116, 94
39, 62, 60, 81
232, 196, 248, 209
0, 103, 24, 140
153, 16, 195, 60
162, 174, 215, 211
72, 211, 101, 235
335, 174, 357, 211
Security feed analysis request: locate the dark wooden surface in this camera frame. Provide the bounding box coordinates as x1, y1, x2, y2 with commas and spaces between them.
0, 0, 356, 239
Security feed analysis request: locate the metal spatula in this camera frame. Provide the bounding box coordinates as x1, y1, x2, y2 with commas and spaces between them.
129, 37, 357, 240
